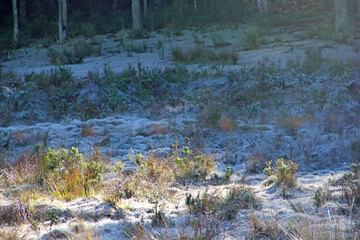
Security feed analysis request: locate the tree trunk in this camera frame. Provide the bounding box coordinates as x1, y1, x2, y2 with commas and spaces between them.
335, 0, 349, 33
112, 0, 119, 12
132, 0, 142, 30
194, 0, 197, 9
143, 0, 148, 15
58, 0, 64, 43
62, 0, 67, 40
12, 0, 19, 44
257, 0, 270, 13
257, 0, 263, 13
19, 0, 25, 25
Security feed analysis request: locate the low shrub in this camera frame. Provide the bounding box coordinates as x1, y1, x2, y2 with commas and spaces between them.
47, 41, 100, 65
25, 64, 73, 89
172, 46, 238, 64
263, 158, 298, 197
172, 144, 217, 185
38, 147, 107, 201
302, 47, 323, 74
313, 187, 330, 208
244, 28, 262, 50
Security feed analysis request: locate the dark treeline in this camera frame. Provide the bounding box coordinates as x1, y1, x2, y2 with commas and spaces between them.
0, 0, 359, 49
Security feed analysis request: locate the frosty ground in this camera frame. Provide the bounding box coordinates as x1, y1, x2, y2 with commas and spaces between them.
1, 23, 360, 239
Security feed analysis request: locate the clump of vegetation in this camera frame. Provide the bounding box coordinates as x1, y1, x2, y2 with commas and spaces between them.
39, 147, 107, 200
172, 143, 217, 185
246, 153, 265, 173
185, 184, 258, 235
302, 47, 323, 74
47, 41, 100, 65
172, 46, 238, 64
244, 27, 263, 50
123, 41, 148, 56
341, 164, 360, 214
313, 187, 330, 208
25, 64, 73, 90
105, 141, 217, 209
263, 158, 298, 197
1, 145, 108, 201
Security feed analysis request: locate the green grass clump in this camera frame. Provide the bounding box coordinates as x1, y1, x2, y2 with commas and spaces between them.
244, 28, 261, 50
172, 46, 238, 65
47, 41, 100, 65
172, 145, 216, 184
39, 147, 107, 201
1, 145, 107, 202
25, 64, 73, 90
302, 47, 323, 74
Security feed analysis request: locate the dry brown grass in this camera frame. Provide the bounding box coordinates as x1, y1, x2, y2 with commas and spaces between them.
81, 124, 96, 137
218, 115, 236, 133
1, 147, 47, 187
0, 227, 26, 240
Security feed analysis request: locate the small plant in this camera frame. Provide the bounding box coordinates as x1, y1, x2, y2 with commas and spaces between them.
172, 143, 217, 184
47, 210, 59, 231
244, 28, 262, 50
210, 31, 226, 47
264, 158, 298, 197
38, 147, 106, 201
313, 187, 330, 208
302, 47, 323, 74
171, 45, 237, 64
47, 41, 99, 65
246, 153, 265, 173
223, 167, 233, 183
341, 164, 360, 214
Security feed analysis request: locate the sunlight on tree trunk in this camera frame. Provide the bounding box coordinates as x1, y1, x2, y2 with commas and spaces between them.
12, 0, 19, 44
194, 0, 197, 9
132, 0, 142, 30
335, 0, 349, 34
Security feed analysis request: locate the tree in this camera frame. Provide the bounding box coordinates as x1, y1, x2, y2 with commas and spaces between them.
335, 0, 349, 34
143, 0, 148, 15
19, 0, 25, 25
194, 0, 197, 9
12, 0, 19, 44
58, 0, 63, 43
257, 0, 271, 13
58, 0, 67, 43
62, 0, 68, 40
132, 0, 142, 30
